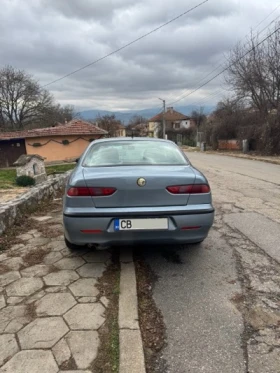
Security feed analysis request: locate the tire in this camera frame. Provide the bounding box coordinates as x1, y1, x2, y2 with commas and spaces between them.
64, 236, 84, 251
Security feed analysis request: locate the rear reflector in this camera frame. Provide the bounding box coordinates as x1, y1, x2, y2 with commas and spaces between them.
181, 226, 201, 230
166, 184, 210, 194
80, 229, 102, 234
67, 187, 116, 197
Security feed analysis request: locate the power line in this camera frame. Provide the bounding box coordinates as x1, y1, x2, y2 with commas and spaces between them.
43, 0, 209, 88
168, 25, 280, 106
167, 5, 280, 106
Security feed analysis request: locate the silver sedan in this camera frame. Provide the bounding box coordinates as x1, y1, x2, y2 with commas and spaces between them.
63, 137, 214, 250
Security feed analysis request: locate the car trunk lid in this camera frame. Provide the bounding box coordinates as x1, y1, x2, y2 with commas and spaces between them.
82, 165, 196, 208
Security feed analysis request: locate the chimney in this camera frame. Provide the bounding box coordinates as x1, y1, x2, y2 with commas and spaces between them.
167, 107, 173, 114
65, 119, 68, 124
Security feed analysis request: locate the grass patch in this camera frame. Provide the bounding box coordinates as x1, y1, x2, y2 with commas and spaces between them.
0, 164, 75, 189
0, 169, 17, 189
46, 163, 75, 175
92, 250, 120, 373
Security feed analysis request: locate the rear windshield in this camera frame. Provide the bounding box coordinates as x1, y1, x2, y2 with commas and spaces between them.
82, 140, 188, 167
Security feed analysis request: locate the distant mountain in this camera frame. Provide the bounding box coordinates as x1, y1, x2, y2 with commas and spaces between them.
79, 105, 214, 125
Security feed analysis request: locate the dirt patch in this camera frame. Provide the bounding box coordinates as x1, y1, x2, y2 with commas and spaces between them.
0, 188, 26, 202
60, 357, 78, 370
91, 250, 120, 373
25, 302, 37, 320
231, 292, 246, 313
22, 247, 51, 266
134, 251, 167, 373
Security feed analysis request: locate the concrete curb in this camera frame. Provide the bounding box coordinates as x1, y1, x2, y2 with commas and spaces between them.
119, 250, 146, 373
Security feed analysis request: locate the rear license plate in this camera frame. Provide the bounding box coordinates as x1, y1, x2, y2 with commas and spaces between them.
114, 218, 168, 231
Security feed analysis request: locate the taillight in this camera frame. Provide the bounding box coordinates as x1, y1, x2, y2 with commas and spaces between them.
67, 187, 116, 197
166, 184, 210, 194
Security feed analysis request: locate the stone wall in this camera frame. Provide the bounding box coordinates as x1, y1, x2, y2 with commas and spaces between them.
0, 171, 71, 235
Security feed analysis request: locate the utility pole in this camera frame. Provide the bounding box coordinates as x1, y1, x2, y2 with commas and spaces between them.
158, 98, 166, 139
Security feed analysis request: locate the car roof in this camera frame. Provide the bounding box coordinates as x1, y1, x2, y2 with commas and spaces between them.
92, 137, 175, 144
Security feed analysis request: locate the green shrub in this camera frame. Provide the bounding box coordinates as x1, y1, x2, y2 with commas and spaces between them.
16, 175, 36, 187
32, 143, 42, 147
62, 139, 70, 145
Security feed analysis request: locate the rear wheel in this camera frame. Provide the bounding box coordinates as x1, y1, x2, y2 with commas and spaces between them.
64, 236, 85, 251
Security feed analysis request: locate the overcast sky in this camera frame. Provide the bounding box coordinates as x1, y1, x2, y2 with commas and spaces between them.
1, 0, 279, 111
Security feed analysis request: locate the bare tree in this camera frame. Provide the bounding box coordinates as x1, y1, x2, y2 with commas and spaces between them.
95, 114, 122, 137
0, 65, 74, 131
127, 115, 148, 127
226, 23, 280, 117
225, 23, 280, 153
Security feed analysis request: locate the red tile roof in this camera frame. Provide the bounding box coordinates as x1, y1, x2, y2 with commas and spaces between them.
149, 107, 189, 122
0, 120, 107, 140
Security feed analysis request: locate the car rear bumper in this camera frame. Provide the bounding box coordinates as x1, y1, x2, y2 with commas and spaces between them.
63, 206, 215, 246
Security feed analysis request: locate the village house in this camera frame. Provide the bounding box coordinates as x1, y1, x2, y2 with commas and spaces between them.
0, 119, 107, 167
148, 107, 196, 138
113, 124, 126, 137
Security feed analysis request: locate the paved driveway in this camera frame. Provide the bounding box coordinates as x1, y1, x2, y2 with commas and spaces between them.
145, 153, 280, 373
0, 211, 111, 372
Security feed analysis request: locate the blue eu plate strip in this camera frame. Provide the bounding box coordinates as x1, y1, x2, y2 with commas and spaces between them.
114, 219, 120, 231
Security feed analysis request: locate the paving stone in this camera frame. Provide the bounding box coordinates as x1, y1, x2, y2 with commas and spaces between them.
0, 350, 58, 373
44, 270, 79, 286
8, 244, 25, 254
18, 317, 69, 349
0, 334, 19, 366
7, 297, 23, 305
58, 371, 92, 373
27, 237, 50, 246
54, 257, 85, 270
0, 306, 31, 333
66, 331, 99, 369
69, 278, 99, 297
0, 295, 5, 309
77, 297, 97, 303
0, 253, 8, 262
21, 264, 51, 277
100, 296, 109, 308
83, 250, 111, 263
64, 303, 105, 330
6, 277, 43, 297
47, 240, 66, 252
60, 247, 72, 256
76, 263, 105, 278
27, 229, 39, 234
17, 233, 32, 241
0, 271, 21, 287
36, 293, 76, 316
44, 251, 63, 264
45, 286, 67, 293
32, 216, 52, 222
25, 290, 46, 304
52, 338, 71, 366
2, 257, 24, 271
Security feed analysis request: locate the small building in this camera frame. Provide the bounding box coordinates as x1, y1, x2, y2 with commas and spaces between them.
0, 120, 107, 167
114, 124, 126, 137
14, 154, 47, 184
148, 107, 196, 138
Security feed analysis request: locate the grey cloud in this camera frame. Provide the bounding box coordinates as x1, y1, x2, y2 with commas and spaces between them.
0, 0, 279, 111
